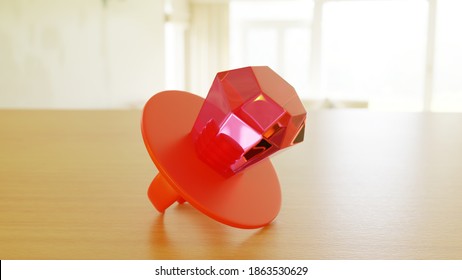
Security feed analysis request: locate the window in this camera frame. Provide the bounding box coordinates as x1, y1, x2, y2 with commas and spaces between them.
321, 0, 428, 111
228, 0, 462, 112
229, 0, 313, 99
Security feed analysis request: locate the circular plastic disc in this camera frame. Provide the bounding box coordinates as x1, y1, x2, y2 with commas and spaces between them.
141, 91, 281, 229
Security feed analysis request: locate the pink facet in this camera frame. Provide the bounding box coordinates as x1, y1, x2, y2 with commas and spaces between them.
219, 113, 261, 151
191, 66, 306, 177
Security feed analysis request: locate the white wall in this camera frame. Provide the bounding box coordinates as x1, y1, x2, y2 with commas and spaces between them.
0, 0, 165, 109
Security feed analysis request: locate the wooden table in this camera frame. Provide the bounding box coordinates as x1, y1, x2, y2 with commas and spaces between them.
1, 110, 462, 259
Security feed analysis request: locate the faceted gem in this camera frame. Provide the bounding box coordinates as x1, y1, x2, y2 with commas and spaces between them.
191, 66, 306, 177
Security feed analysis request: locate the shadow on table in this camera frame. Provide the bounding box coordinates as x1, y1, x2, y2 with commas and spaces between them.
148, 203, 276, 259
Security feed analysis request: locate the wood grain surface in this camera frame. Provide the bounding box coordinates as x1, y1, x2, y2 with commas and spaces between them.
1, 110, 461, 259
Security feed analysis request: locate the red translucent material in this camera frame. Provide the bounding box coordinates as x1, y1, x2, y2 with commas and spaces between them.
191, 66, 306, 176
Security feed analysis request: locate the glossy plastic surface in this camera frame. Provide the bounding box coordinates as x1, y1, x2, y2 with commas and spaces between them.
141, 91, 281, 229
191, 66, 306, 176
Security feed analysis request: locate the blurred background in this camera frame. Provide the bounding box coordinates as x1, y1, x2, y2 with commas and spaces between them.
0, 0, 461, 111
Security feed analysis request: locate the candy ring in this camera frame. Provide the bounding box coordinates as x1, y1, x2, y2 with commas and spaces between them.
141, 66, 306, 229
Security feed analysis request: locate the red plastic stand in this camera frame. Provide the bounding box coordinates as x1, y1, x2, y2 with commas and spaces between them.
141, 91, 281, 229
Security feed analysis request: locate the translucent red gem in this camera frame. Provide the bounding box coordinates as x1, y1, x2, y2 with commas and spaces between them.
191, 66, 306, 177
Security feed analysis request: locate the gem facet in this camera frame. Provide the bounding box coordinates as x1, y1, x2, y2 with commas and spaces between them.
191, 66, 306, 177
